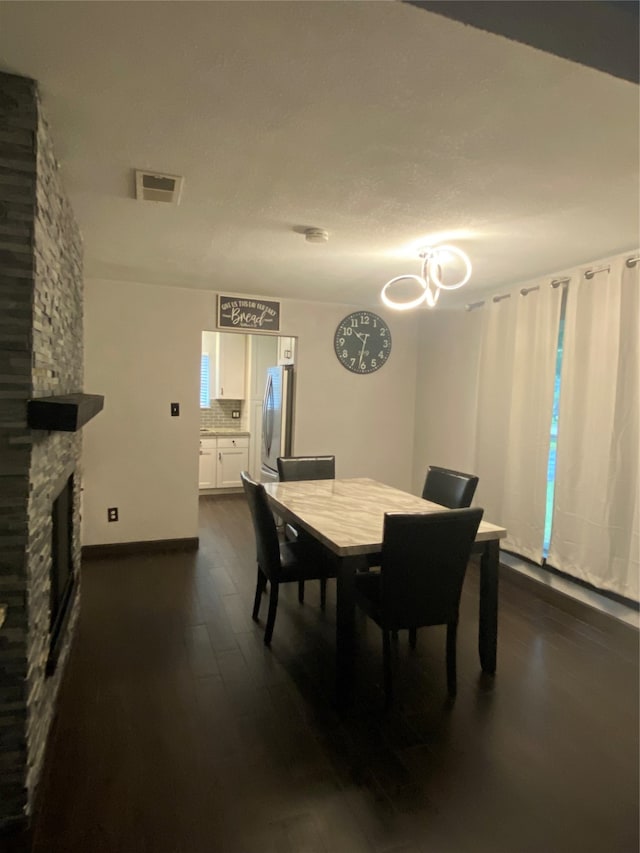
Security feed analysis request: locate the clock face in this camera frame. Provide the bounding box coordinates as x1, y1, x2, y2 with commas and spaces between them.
334, 311, 392, 374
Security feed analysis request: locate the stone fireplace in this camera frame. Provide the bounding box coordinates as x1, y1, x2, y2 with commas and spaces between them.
0, 71, 84, 831
47, 469, 77, 676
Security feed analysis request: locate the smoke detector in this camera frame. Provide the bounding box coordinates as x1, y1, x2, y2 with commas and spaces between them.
135, 170, 184, 205
304, 227, 329, 243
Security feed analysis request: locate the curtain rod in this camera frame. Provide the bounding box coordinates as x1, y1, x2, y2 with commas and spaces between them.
466, 255, 637, 309
466, 275, 570, 309
584, 264, 610, 280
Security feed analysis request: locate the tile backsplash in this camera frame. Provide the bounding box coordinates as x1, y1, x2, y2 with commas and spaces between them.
200, 400, 244, 430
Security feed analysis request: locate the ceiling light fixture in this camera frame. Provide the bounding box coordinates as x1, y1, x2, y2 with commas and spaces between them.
381, 244, 472, 310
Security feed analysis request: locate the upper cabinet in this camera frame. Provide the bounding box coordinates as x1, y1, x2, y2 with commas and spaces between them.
214, 332, 247, 400
277, 336, 295, 365
202, 332, 292, 403
248, 334, 278, 401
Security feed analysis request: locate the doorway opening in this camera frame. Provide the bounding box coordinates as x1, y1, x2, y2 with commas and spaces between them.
198, 331, 297, 494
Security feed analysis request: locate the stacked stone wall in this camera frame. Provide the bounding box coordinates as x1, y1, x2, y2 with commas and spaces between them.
0, 70, 83, 830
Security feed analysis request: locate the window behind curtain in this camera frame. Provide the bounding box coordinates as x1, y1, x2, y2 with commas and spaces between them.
543, 289, 568, 557
474, 283, 562, 564
200, 354, 210, 408
547, 257, 639, 601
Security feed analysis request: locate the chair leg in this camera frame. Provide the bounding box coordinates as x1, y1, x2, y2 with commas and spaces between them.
298, 580, 305, 604
383, 630, 393, 708
252, 567, 267, 621
408, 628, 417, 649
264, 582, 279, 646
320, 578, 327, 610
446, 620, 458, 696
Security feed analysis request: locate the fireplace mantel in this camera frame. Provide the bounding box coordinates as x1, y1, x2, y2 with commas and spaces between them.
27, 393, 104, 432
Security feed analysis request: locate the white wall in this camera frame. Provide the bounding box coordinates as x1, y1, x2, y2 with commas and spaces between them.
83, 279, 418, 545
82, 280, 208, 545
282, 298, 418, 487
412, 308, 483, 495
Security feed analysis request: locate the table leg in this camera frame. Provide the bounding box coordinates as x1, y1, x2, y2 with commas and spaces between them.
478, 539, 500, 673
335, 554, 359, 704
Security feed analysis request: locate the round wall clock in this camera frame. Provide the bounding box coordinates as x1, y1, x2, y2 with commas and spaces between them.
334, 311, 392, 374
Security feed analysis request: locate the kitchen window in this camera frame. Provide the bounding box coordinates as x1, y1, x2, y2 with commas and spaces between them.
200, 354, 210, 408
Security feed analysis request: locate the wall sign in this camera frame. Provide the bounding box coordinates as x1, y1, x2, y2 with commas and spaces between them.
217, 295, 281, 332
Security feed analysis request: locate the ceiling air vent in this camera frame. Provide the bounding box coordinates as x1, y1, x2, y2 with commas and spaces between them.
135, 170, 183, 205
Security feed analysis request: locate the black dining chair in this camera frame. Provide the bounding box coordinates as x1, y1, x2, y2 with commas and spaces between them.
276, 455, 335, 607
355, 507, 483, 707
277, 455, 336, 483
422, 465, 479, 509
384, 466, 478, 642
241, 471, 332, 646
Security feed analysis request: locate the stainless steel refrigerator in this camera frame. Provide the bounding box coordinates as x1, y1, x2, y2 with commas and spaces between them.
260, 365, 294, 483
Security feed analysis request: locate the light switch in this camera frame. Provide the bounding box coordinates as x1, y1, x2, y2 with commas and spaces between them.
171, 402, 180, 416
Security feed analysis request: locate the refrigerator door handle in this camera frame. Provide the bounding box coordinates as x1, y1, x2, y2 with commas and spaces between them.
263, 373, 274, 457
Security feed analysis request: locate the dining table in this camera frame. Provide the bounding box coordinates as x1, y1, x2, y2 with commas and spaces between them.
263, 477, 507, 702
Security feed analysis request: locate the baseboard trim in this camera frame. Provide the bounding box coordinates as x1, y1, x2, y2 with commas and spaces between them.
499, 559, 639, 635
82, 537, 199, 560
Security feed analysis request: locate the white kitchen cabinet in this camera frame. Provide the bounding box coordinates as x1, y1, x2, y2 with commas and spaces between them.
198, 438, 217, 488
214, 333, 247, 400
216, 437, 249, 488
248, 334, 278, 401
200, 436, 249, 489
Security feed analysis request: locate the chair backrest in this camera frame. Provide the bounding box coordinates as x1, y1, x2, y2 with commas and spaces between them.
380, 508, 484, 630
422, 465, 479, 509
277, 455, 335, 482
240, 471, 282, 581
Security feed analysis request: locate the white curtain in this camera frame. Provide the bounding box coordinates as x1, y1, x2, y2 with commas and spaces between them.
474, 285, 562, 562
474, 295, 517, 524
548, 257, 639, 601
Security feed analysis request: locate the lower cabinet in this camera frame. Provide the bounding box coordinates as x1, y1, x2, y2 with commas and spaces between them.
199, 439, 217, 488
199, 436, 249, 489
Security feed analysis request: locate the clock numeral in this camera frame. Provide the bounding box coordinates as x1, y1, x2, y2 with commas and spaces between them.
371, 359, 377, 368
380, 329, 386, 336
342, 350, 348, 358
361, 315, 370, 324
350, 358, 356, 367
350, 318, 358, 328
342, 327, 353, 336
338, 337, 345, 346
378, 351, 384, 359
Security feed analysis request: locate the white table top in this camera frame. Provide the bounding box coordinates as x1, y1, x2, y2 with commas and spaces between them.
263, 477, 507, 557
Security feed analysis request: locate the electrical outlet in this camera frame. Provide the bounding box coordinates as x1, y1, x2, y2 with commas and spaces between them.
107, 507, 118, 522
232, 409, 240, 419
171, 402, 180, 416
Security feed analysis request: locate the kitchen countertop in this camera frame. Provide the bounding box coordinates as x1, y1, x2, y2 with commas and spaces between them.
200, 429, 250, 437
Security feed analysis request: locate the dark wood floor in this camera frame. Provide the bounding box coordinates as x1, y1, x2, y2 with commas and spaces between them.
11, 495, 640, 853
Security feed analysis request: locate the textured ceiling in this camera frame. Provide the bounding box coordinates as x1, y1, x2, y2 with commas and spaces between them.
1, 1, 638, 307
